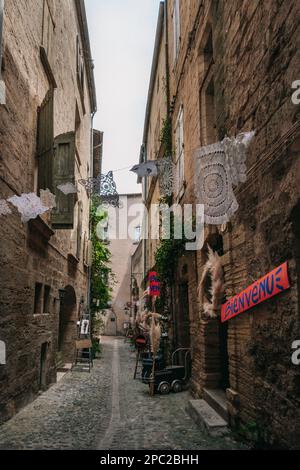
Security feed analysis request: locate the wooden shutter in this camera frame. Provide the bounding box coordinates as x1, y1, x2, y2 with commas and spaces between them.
37, 89, 54, 193
51, 131, 75, 229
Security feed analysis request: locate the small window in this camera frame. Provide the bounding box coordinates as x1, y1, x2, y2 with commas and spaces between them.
34, 283, 43, 314
36, 89, 54, 193
202, 77, 217, 145
43, 285, 51, 313
173, 0, 180, 62
134, 226, 141, 244
76, 35, 85, 92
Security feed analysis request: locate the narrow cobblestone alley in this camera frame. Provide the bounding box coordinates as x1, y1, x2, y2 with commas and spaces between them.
0, 337, 245, 450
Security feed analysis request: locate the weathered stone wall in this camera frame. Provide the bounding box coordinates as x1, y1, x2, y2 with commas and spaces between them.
0, 0, 94, 423
165, 0, 300, 448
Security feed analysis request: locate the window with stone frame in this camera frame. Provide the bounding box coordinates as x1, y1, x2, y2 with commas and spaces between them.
36, 89, 54, 195
43, 285, 51, 313
34, 283, 43, 314
199, 25, 217, 146
201, 74, 217, 145
0, 0, 5, 104
36, 90, 76, 230
174, 105, 185, 198
134, 226, 141, 244
172, 0, 180, 63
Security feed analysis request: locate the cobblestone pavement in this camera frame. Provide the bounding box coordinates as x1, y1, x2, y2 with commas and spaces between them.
0, 337, 246, 450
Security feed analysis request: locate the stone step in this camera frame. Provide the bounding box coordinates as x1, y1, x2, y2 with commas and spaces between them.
186, 399, 229, 437
203, 388, 228, 422
57, 363, 72, 373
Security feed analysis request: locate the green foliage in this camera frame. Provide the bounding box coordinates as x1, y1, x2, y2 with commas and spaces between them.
159, 116, 172, 156
92, 338, 102, 358
90, 197, 114, 314
155, 238, 186, 282
154, 212, 186, 314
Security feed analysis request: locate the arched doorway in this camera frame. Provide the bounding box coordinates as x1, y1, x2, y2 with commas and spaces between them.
58, 285, 77, 363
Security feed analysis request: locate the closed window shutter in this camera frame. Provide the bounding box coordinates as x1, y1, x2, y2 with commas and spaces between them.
37, 89, 54, 193
51, 131, 76, 229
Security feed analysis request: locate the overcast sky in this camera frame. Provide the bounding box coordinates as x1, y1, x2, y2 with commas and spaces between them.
85, 0, 160, 195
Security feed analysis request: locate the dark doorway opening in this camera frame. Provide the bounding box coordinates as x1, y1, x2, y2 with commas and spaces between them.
177, 282, 191, 350
58, 285, 77, 363
219, 320, 230, 390
39, 342, 48, 390
203, 232, 230, 391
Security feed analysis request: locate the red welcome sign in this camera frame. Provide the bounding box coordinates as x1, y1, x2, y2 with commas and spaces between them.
149, 271, 160, 297
221, 262, 290, 323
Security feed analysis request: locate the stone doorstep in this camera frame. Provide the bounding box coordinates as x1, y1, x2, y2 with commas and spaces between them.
186, 400, 229, 437
203, 388, 229, 422
57, 363, 73, 373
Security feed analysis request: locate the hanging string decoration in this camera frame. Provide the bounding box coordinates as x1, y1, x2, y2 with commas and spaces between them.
8, 193, 52, 223
40, 189, 56, 210
157, 156, 177, 197
130, 161, 158, 178
78, 171, 120, 207
57, 182, 78, 195
130, 157, 177, 197
78, 175, 101, 195
194, 131, 255, 225
99, 171, 120, 207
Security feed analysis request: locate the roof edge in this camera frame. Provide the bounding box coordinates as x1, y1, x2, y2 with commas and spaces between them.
75, 0, 97, 114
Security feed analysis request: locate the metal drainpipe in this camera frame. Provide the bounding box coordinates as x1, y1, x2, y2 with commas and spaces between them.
87, 111, 96, 317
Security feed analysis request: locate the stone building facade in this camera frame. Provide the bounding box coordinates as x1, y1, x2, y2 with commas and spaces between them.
140, 0, 300, 449
0, 0, 97, 423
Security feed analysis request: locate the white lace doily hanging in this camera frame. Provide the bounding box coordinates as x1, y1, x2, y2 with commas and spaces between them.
40, 189, 56, 209
157, 156, 177, 197
8, 193, 51, 223
57, 182, 78, 195
194, 132, 254, 225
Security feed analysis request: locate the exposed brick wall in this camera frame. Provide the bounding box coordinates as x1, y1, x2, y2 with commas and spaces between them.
164, 0, 300, 448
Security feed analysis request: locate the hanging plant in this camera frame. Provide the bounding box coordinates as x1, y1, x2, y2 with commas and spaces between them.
159, 116, 172, 156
